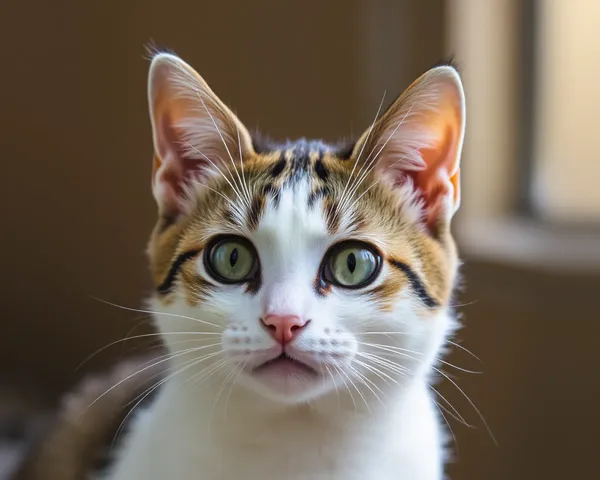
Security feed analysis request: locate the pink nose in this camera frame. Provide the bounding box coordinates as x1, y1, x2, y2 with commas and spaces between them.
261, 315, 308, 345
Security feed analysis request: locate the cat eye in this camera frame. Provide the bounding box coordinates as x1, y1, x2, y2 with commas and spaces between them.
322, 242, 381, 288
204, 236, 259, 284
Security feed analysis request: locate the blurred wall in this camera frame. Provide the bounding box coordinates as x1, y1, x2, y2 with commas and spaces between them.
532, 0, 600, 221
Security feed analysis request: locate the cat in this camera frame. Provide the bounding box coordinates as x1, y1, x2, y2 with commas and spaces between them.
105, 51, 466, 480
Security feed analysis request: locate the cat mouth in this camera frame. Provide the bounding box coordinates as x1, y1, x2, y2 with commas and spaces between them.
252, 353, 318, 376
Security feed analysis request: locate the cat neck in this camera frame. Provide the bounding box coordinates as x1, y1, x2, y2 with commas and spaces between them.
110, 363, 441, 479
156, 368, 427, 436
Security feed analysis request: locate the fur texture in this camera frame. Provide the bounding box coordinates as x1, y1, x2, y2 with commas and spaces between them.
105, 52, 466, 479
11, 355, 165, 480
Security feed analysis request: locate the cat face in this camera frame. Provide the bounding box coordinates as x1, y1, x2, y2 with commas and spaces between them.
146, 54, 465, 404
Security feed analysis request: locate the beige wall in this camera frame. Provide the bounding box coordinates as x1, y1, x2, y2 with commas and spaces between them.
532, 0, 600, 222
447, 0, 519, 220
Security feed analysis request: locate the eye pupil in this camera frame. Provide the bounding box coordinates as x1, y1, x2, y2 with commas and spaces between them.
347, 252, 356, 273
229, 248, 238, 267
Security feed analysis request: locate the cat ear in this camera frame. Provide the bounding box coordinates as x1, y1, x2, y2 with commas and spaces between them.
148, 53, 254, 217
354, 66, 465, 231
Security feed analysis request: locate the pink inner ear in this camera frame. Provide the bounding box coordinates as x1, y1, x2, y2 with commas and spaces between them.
152, 113, 209, 215
406, 123, 460, 230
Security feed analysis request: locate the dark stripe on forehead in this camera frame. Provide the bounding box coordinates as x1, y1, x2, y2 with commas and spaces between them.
261, 183, 281, 207
247, 196, 265, 230
324, 200, 341, 234
270, 155, 286, 178
388, 259, 439, 308
289, 148, 310, 182
157, 249, 201, 294
314, 157, 329, 181
307, 186, 330, 209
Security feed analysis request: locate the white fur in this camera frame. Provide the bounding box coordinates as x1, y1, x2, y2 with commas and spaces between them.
105, 183, 456, 480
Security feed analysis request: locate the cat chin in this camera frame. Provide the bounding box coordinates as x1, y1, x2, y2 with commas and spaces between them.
237, 366, 334, 404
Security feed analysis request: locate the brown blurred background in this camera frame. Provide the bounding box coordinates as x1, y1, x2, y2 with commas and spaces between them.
1, 1, 599, 479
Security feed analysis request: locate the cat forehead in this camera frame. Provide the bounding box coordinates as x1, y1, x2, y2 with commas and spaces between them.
254, 180, 330, 245
248, 138, 351, 186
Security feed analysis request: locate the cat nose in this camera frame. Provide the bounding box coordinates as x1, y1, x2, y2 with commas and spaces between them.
261, 315, 309, 345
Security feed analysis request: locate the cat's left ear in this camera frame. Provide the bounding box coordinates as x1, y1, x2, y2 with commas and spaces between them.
148, 53, 254, 218
353, 65, 465, 231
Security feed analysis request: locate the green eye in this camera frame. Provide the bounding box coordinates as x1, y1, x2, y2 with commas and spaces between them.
325, 242, 380, 288
206, 237, 258, 283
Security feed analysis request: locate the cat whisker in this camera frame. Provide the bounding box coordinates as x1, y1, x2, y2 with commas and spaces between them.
347, 364, 386, 409
91, 297, 222, 329
77, 331, 222, 371
194, 94, 251, 210
450, 299, 479, 308
356, 352, 474, 434
431, 365, 498, 445
351, 103, 416, 189
182, 140, 248, 213
357, 341, 422, 356
325, 365, 341, 409
82, 343, 222, 417
351, 358, 397, 385
428, 385, 471, 427
235, 123, 252, 207
432, 401, 459, 457
358, 342, 482, 374
188, 356, 230, 387
339, 91, 387, 211
373, 351, 482, 375
357, 352, 410, 377
208, 361, 242, 432
112, 352, 220, 445
447, 340, 483, 364
132, 342, 216, 371
223, 362, 245, 420
358, 331, 410, 336
337, 365, 371, 414
188, 175, 247, 222
341, 103, 416, 213
344, 151, 413, 216
332, 363, 357, 413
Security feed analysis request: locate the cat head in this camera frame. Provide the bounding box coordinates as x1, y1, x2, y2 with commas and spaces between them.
146, 53, 465, 404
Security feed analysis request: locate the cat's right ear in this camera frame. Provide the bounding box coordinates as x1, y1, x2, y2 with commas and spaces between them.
148, 53, 254, 217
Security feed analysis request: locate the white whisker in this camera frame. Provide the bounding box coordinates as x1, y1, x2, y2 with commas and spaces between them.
182, 139, 246, 207
338, 366, 370, 413
359, 342, 482, 374
194, 94, 249, 210
325, 365, 340, 409
82, 343, 221, 416
236, 122, 252, 207
339, 91, 386, 211
77, 331, 222, 371
431, 366, 498, 445
332, 363, 357, 412
223, 362, 245, 420
342, 103, 416, 213
208, 362, 240, 432
347, 364, 386, 409
428, 385, 471, 427
92, 297, 222, 329
112, 352, 219, 445
352, 357, 396, 385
